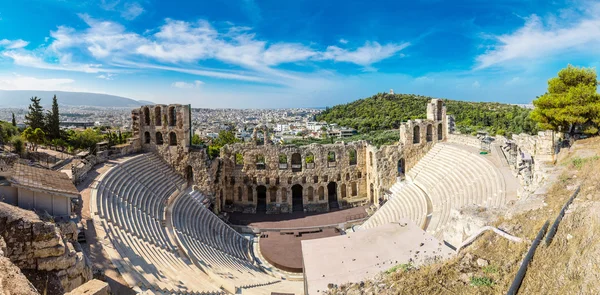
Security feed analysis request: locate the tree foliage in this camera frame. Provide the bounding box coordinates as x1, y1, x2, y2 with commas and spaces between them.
530, 65, 600, 135
45, 95, 61, 140
11, 113, 16, 127
22, 127, 45, 151
316, 93, 538, 137
207, 130, 240, 159
24, 97, 45, 130
66, 128, 104, 151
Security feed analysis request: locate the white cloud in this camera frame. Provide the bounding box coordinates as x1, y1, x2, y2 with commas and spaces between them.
97, 73, 116, 80
121, 2, 144, 20
171, 80, 204, 89
322, 41, 410, 67
339, 38, 348, 44
0, 75, 76, 91
476, 5, 600, 69
0, 39, 29, 49
2, 51, 117, 74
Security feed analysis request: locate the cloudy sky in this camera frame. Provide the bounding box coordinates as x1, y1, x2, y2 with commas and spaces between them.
0, 0, 598, 108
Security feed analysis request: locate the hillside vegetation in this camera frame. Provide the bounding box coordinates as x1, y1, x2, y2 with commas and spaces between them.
316, 93, 538, 136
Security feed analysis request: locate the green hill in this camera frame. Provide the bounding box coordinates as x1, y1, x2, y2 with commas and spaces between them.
316, 93, 538, 136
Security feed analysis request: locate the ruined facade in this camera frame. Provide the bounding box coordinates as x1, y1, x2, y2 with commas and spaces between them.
131, 99, 448, 214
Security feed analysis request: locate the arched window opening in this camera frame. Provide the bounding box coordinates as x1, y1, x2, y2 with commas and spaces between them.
155, 132, 163, 145
426, 124, 433, 142
256, 186, 267, 212
169, 132, 177, 146
307, 187, 314, 202
327, 151, 336, 168
413, 125, 420, 144
397, 158, 405, 177
169, 106, 176, 126
437, 100, 443, 120
341, 184, 347, 199
318, 186, 325, 201
281, 189, 287, 203
237, 187, 243, 201
143, 107, 150, 125
351, 182, 357, 196
345, 173, 350, 181
369, 152, 373, 166
279, 154, 288, 169
247, 186, 254, 202
438, 123, 443, 140
291, 153, 302, 172
269, 187, 277, 203
305, 152, 315, 169
292, 184, 303, 212
154, 107, 162, 126
313, 176, 318, 183
256, 154, 266, 170
348, 149, 357, 166
186, 165, 193, 183
144, 131, 150, 144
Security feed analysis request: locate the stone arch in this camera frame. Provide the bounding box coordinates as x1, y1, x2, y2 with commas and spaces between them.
237, 187, 243, 201
438, 123, 443, 140
143, 107, 150, 125
256, 154, 266, 170
437, 100, 443, 120
269, 186, 277, 203
327, 182, 338, 209
345, 173, 350, 181
292, 184, 303, 212
247, 186, 254, 202
307, 186, 314, 202
305, 152, 315, 168
168, 106, 176, 127
341, 183, 347, 199
169, 132, 177, 146
351, 182, 357, 196
318, 186, 325, 200
144, 131, 150, 144
154, 106, 162, 126
281, 188, 288, 203
186, 165, 193, 183
426, 124, 433, 142
291, 153, 302, 172
327, 151, 336, 167
413, 125, 420, 144
348, 149, 357, 165
369, 152, 373, 166
155, 132, 163, 145
397, 158, 405, 176
256, 185, 267, 212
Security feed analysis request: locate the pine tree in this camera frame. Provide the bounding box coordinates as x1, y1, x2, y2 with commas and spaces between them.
46, 95, 60, 140
11, 113, 16, 127
24, 97, 45, 131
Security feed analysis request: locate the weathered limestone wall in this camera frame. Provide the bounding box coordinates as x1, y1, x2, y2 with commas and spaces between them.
0, 202, 92, 294
0, 236, 39, 295
446, 134, 481, 149
65, 279, 110, 295
512, 131, 556, 163
219, 141, 368, 213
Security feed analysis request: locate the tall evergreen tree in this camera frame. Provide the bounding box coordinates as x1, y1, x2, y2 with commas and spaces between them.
46, 95, 61, 140
24, 97, 45, 130
11, 113, 16, 127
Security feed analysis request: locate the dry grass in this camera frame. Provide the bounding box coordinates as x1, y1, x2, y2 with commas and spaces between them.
349, 137, 600, 295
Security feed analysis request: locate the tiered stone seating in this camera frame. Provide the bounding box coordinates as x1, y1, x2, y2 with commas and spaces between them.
408, 143, 505, 238
360, 181, 428, 230
172, 191, 281, 290
360, 143, 506, 240
95, 154, 224, 294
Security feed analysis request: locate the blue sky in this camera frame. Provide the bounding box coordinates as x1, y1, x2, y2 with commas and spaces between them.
0, 0, 598, 108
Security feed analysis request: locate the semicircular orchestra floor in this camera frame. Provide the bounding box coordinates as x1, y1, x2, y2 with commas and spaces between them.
228, 206, 368, 273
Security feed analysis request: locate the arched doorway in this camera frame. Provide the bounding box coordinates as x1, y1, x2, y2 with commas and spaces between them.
256, 185, 267, 213
327, 182, 338, 210
370, 183, 375, 204
397, 158, 405, 176
186, 165, 193, 183
292, 184, 303, 212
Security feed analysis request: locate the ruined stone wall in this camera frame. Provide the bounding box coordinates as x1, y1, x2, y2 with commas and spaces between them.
219, 141, 368, 213
512, 130, 556, 162
0, 236, 39, 295
446, 134, 481, 149
0, 202, 92, 294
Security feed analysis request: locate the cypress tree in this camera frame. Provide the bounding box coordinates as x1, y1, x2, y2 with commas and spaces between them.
24, 97, 45, 130
11, 113, 16, 127
46, 95, 61, 140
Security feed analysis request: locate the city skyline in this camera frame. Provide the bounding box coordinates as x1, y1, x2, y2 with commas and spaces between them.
1, 0, 599, 108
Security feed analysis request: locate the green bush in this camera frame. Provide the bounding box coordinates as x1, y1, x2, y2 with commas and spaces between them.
470, 276, 494, 287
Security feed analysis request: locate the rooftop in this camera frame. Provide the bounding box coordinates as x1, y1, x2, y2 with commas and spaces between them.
10, 163, 79, 196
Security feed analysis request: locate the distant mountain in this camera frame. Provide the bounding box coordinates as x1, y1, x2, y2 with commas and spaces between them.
0, 90, 153, 107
